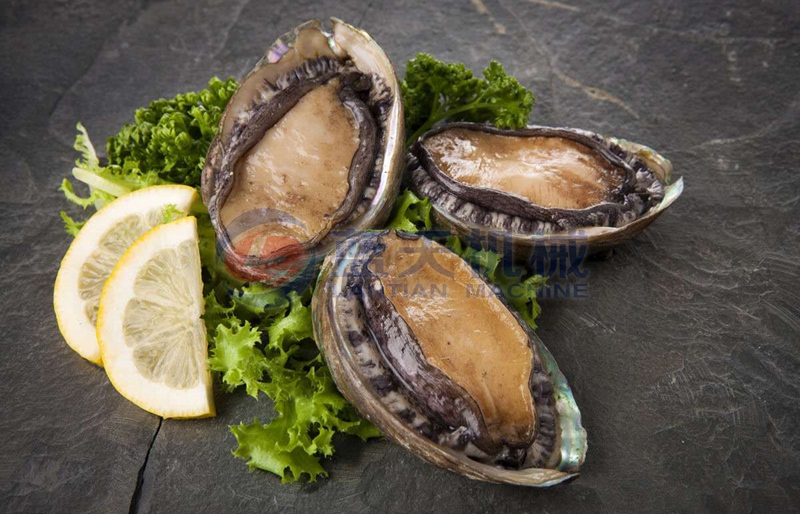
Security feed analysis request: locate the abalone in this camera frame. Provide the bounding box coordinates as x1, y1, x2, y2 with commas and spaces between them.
202, 19, 404, 282
313, 230, 586, 486
409, 123, 683, 254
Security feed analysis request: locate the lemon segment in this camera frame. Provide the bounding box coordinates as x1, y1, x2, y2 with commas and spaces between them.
54, 185, 198, 365
97, 216, 214, 418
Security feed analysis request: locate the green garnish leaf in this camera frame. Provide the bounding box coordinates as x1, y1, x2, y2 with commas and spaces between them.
209, 319, 266, 398
230, 282, 290, 320
106, 77, 238, 187
160, 203, 182, 224
401, 53, 535, 145
386, 189, 432, 233
503, 273, 547, 329
265, 292, 313, 357
59, 211, 85, 237
205, 287, 380, 483
59, 178, 106, 209
74, 122, 100, 169
202, 290, 235, 336
231, 419, 329, 484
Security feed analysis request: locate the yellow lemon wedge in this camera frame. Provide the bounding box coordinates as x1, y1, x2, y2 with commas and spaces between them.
54, 185, 199, 365
96, 216, 214, 418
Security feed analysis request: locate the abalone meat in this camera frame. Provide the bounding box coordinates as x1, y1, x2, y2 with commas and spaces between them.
409, 123, 683, 255
312, 230, 586, 486
202, 19, 404, 282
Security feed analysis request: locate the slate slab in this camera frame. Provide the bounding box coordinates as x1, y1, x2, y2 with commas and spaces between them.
1, 0, 799, 513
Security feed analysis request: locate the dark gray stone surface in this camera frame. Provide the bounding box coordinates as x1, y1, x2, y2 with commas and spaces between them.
2, 0, 799, 512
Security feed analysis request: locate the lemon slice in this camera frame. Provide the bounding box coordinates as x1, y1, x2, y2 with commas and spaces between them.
54, 185, 199, 365
97, 216, 214, 418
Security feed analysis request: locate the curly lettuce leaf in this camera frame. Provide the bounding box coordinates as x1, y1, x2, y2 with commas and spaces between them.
205, 287, 379, 483
203, 290, 235, 334
230, 366, 380, 484
229, 282, 290, 320
264, 292, 313, 359
209, 320, 266, 397
59, 178, 107, 209
59, 211, 85, 236
386, 189, 432, 233
402, 54, 535, 145
160, 203, 182, 224
74, 121, 100, 169
231, 419, 329, 483
106, 77, 238, 187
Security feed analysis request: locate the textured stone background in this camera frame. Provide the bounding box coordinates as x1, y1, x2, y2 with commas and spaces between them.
2, 0, 799, 513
